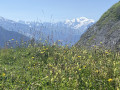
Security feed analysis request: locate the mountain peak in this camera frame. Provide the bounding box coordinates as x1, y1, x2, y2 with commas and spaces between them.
65, 17, 94, 29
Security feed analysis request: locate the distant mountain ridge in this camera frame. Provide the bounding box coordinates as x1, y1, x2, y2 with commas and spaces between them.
76, 1, 120, 50
65, 17, 94, 29
0, 26, 29, 47
0, 16, 94, 46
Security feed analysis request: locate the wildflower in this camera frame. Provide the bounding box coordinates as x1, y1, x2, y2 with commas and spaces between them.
95, 70, 99, 73
64, 57, 66, 60
75, 71, 77, 73
79, 68, 81, 71
32, 57, 35, 59
108, 78, 112, 82
62, 78, 65, 81
100, 42, 102, 44
50, 70, 52, 74
45, 76, 48, 79
22, 82, 25, 84
41, 52, 44, 54
105, 51, 109, 54
12, 39, 14, 40
94, 45, 96, 48
78, 56, 81, 58
2, 73, 5, 77
58, 40, 61, 42
51, 78, 54, 82
83, 65, 86, 68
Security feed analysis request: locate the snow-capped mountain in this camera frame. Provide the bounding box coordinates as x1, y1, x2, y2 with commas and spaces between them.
65, 17, 94, 30
0, 16, 94, 46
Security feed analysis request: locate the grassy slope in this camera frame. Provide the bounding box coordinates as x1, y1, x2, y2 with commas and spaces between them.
97, 1, 120, 28
0, 44, 120, 89
76, 1, 120, 49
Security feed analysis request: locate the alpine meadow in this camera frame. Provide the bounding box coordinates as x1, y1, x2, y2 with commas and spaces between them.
1, 0, 120, 90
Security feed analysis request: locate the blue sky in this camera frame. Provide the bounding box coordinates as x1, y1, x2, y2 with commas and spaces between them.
0, 0, 119, 22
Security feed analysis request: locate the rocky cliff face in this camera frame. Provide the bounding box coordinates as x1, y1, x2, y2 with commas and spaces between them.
76, 1, 120, 50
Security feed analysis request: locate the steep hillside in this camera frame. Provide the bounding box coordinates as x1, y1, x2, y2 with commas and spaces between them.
76, 1, 120, 50
0, 26, 29, 47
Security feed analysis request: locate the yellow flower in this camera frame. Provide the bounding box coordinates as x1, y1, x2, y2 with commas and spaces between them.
51, 78, 54, 82
95, 70, 99, 73
2, 73, 5, 77
64, 57, 66, 60
100, 42, 102, 44
105, 50, 109, 54
22, 82, 25, 84
12, 39, 14, 40
105, 51, 109, 54
108, 78, 112, 82
79, 68, 81, 71
94, 45, 96, 48
83, 65, 86, 68
58, 40, 61, 41
32, 57, 35, 59
45, 76, 48, 79
78, 56, 81, 58
41, 52, 44, 54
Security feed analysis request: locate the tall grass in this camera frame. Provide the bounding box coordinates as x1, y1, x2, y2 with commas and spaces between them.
0, 42, 120, 89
